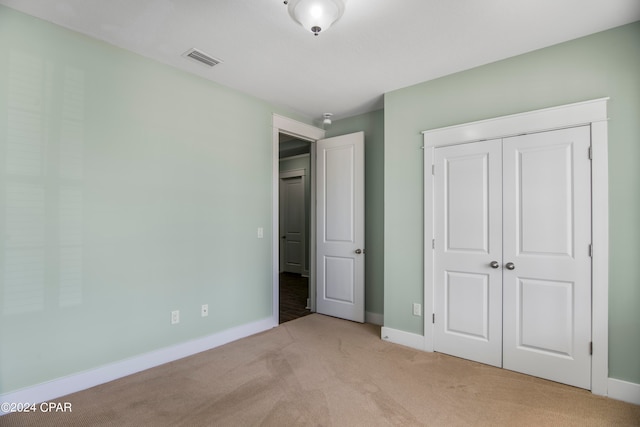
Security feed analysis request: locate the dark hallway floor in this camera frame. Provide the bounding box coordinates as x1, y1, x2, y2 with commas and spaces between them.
279, 272, 312, 324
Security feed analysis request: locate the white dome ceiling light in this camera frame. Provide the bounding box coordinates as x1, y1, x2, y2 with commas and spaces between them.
284, 0, 346, 36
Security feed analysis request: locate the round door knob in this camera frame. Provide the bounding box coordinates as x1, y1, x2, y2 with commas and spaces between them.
490, 261, 500, 269
355, 249, 362, 254
505, 262, 515, 270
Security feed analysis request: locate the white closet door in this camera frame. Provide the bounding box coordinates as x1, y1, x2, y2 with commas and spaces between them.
434, 139, 503, 367
502, 126, 592, 389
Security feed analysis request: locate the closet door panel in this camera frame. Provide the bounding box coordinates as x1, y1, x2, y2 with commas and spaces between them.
433, 139, 503, 367
502, 126, 592, 389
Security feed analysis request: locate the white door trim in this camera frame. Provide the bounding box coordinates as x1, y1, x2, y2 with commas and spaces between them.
422, 98, 609, 396
272, 114, 325, 323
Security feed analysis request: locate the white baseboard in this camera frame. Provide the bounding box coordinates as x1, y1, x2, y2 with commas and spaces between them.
381, 326, 428, 352
5, 318, 635, 415
0, 317, 277, 415
379, 327, 640, 405
365, 311, 383, 326
607, 377, 640, 405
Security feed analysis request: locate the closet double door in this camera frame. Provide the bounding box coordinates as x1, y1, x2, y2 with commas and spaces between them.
433, 126, 592, 389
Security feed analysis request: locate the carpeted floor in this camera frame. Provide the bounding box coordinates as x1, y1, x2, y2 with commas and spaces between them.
2, 314, 639, 426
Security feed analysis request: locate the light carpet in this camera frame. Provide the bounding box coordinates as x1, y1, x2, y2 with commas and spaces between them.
3, 314, 639, 426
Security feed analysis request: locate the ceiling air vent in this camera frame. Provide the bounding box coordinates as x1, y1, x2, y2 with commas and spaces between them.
182, 48, 222, 67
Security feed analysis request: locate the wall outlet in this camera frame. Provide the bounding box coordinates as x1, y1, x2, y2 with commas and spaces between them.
412, 303, 421, 317
257, 227, 264, 238
171, 310, 180, 324
201, 304, 209, 317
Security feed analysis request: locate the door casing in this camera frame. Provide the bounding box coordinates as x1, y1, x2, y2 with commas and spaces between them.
422, 98, 609, 396
272, 115, 325, 320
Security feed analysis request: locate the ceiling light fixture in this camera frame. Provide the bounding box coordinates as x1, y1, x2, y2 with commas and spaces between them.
323, 113, 333, 127
284, 0, 346, 36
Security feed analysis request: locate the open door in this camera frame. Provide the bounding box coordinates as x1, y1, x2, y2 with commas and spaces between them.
315, 132, 365, 322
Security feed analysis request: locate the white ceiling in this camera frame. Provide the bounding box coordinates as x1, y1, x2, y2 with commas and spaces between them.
2, 0, 639, 124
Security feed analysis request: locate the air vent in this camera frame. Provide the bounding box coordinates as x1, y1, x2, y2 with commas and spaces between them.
182, 48, 222, 67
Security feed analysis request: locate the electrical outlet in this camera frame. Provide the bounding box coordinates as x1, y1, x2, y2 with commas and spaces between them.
257, 227, 264, 238
171, 310, 180, 324
412, 303, 421, 317
201, 304, 209, 317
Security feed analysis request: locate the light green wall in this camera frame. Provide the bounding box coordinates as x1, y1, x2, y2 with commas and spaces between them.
327, 110, 384, 317
384, 22, 640, 383
0, 6, 303, 393
279, 155, 311, 272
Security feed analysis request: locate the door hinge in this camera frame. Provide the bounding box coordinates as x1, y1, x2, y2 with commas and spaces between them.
432, 164, 435, 175
432, 239, 435, 249
588, 244, 593, 257
589, 342, 593, 355
588, 146, 593, 160
432, 313, 435, 324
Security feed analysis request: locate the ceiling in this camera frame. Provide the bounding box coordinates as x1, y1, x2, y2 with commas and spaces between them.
2, 1, 639, 125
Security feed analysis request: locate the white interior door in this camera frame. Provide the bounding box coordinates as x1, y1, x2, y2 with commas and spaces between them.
434, 139, 503, 367
502, 126, 592, 389
280, 173, 305, 274
433, 126, 592, 389
316, 131, 365, 322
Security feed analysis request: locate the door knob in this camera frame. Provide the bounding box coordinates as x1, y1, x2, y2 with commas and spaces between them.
505, 262, 515, 270
490, 261, 500, 269
355, 249, 362, 254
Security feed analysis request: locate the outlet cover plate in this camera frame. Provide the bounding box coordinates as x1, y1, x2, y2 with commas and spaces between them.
412, 303, 421, 317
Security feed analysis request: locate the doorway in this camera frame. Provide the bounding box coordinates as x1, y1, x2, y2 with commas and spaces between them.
272, 114, 325, 326
272, 114, 366, 325
279, 133, 312, 323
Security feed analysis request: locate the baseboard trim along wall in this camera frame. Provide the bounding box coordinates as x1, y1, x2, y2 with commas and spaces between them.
0, 317, 278, 415
381, 326, 640, 405
381, 326, 428, 351
608, 378, 640, 405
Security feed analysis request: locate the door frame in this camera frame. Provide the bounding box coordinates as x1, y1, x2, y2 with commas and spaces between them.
422, 98, 609, 396
272, 114, 325, 322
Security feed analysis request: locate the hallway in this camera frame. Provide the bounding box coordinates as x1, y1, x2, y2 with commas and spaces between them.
279, 273, 311, 323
